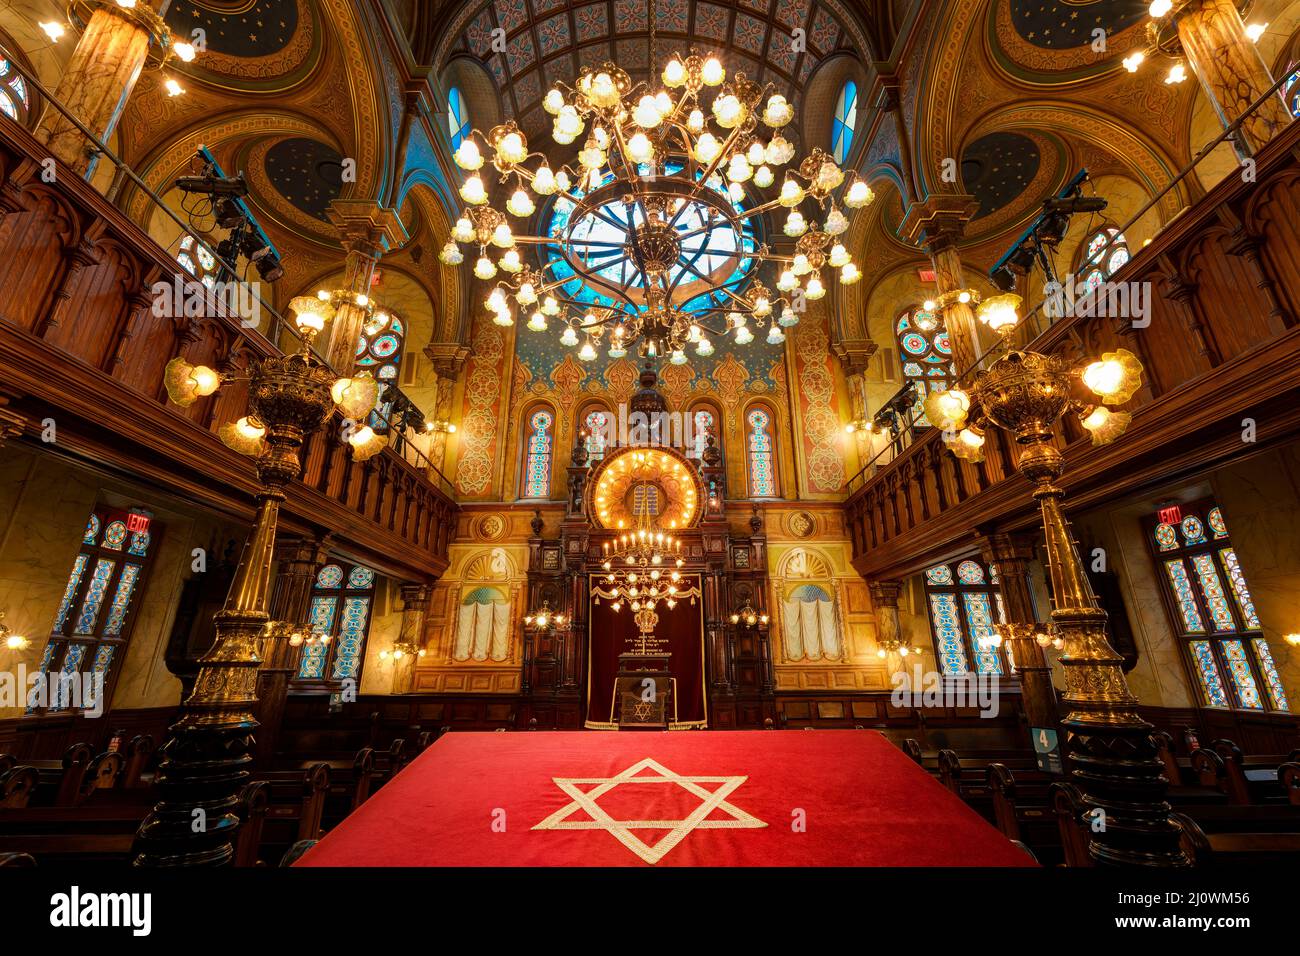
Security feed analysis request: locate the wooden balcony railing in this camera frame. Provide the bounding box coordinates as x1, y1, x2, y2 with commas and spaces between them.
0, 117, 456, 580
844, 119, 1300, 581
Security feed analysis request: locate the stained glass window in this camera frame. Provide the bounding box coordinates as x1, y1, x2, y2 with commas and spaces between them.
1146, 500, 1287, 712
1286, 67, 1300, 118
583, 408, 610, 461
689, 407, 718, 461
831, 80, 857, 165
296, 562, 377, 683
746, 406, 777, 497
448, 86, 470, 150
922, 558, 1008, 676
522, 409, 555, 499
0, 58, 31, 123
30, 507, 159, 715
356, 310, 405, 432
176, 234, 220, 292
896, 308, 954, 426
1077, 227, 1130, 295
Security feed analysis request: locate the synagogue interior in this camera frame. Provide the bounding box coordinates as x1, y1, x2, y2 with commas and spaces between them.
0, 0, 1298, 906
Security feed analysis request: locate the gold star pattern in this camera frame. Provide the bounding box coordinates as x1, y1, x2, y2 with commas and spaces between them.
532, 757, 767, 865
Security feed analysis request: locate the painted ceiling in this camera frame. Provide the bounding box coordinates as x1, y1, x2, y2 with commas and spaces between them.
1007, 0, 1148, 50
447, 0, 852, 137
165, 0, 302, 58
960, 131, 1042, 220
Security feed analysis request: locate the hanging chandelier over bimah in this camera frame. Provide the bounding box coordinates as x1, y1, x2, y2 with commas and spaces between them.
441, 49, 875, 363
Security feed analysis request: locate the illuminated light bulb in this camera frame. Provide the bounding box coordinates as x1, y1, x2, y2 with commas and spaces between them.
840, 263, 861, 284
555, 170, 572, 192
753, 165, 774, 189
164, 78, 185, 97
497, 131, 527, 164
491, 223, 515, 248
578, 340, 597, 361
752, 296, 772, 318
727, 153, 753, 183
815, 161, 845, 192
439, 241, 463, 265
460, 175, 487, 204
1165, 62, 1187, 84
552, 127, 576, 146
766, 325, 785, 345
486, 289, 508, 313
805, 273, 826, 300
1122, 51, 1145, 73
626, 132, 655, 165
634, 95, 662, 128
791, 253, 812, 276
777, 269, 798, 292
474, 256, 497, 280
516, 283, 538, 306
922, 299, 937, 313
845, 178, 874, 208
527, 311, 547, 332
663, 58, 686, 87
746, 141, 766, 167
728, 181, 745, 202
608, 340, 627, 358
499, 249, 523, 273
701, 57, 725, 86
778, 178, 804, 207
39, 21, 65, 40
492, 307, 514, 326
694, 132, 722, 164
779, 305, 799, 327
531, 165, 557, 195
766, 134, 795, 165
1083, 358, 1125, 397
958, 427, 985, 450
783, 211, 807, 237
506, 189, 535, 217
686, 109, 705, 134
925, 388, 971, 430
1245, 22, 1267, 43
827, 244, 850, 269
1149, 0, 1172, 16
695, 335, 715, 356
734, 323, 754, 345
820, 208, 849, 238
560, 326, 579, 347
541, 296, 560, 316
579, 143, 607, 169
544, 88, 565, 114
555, 105, 584, 138
877, 648, 887, 659
173, 41, 197, 62
763, 93, 794, 127
978, 293, 1022, 334
116, 0, 136, 8
452, 216, 474, 243
670, 349, 688, 365
712, 93, 745, 128
454, 139, 483, 170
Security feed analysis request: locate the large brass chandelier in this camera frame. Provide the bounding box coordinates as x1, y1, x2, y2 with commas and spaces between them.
439, 25, 875, 363
593, 506, 698, 647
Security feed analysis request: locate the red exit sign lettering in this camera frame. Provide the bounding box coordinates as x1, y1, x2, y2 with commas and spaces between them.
126, 512, 151, 533
1157, 505, 1182, 525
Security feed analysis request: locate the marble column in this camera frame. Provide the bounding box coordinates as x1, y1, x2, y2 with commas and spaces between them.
393, 583, 430, 693
978, 532, 1058, 732
35, 6, 154, 178
1175, 0, 1292, 158
868, 580, 903, 649
324, 201, 408, 372
899, 197, 982, 377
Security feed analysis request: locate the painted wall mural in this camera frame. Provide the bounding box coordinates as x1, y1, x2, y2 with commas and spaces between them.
454, 313, 511, 498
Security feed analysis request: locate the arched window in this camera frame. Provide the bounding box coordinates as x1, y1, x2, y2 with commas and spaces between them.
1146, 500, 1288, 712
297, 563, 377, 682
355, 309, 405, 431
746, 406, 777, 498
896, 307, 954, 425
1077, 227, 1130, 296
831, 80, 857, 165
30, 507, 160, 714
522, 408, 555, 499
448, 86, 471, 150
688, 406, 719, 462
176, 234, 219, 291
0, 58, 30, 123
1285, 67, 1300, 118
581, 406, 611, 461
923, 559, 1007, 676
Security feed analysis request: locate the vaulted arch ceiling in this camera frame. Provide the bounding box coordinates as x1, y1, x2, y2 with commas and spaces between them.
430, 0, 882, 139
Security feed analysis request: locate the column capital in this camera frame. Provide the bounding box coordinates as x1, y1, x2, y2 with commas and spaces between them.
868, 579, 903, 608
424, 341, 472, 375
899, 195, 978, 254
975, 531, 1038, 567
831, 338, 879, 376
326, 200, 408, 257
399, 582, 431, 610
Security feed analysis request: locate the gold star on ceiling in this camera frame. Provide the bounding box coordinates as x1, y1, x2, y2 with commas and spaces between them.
532, 757, 767, 865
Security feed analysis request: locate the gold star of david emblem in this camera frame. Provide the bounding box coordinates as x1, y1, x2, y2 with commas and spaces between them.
532, 757, 766, 865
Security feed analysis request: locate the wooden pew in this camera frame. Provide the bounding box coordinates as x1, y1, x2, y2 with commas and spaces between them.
281, 747, 377, 829
254, 763, 331, 849
1281, 762, 1300, 806
901, 738, 924, 766
0, 767, 38, 808
1050, 782, 1095, 868
121, 735, 155, 789
1209, 739, 1298, 805
1153, 732, 1227, 806
986, 763, 1057, 854
1171, 811, 1300, 865
27, 743, 93, 807
233, 780, 271, 867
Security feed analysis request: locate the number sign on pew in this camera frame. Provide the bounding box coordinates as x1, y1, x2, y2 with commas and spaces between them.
1033, 728, 1063, 775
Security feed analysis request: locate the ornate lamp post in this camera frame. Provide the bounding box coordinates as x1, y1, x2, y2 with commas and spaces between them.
132, 300, 386, 867
925, 294, 1187, 867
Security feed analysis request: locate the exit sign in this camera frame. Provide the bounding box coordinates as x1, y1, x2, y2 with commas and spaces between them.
918, 269, 936, 282
126, 511, 151, 534
1157, 505, 1182, 525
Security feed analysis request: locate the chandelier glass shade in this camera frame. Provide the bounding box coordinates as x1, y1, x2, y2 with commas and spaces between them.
442, 52, 875, 362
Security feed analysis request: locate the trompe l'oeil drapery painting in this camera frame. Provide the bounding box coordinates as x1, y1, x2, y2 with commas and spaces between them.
782, 585, 842, 661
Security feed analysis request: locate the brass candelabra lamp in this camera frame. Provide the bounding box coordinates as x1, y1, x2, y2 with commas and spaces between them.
925, 294, 1186, 867
592, 508, 698, 654
133, 301, 387, 867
